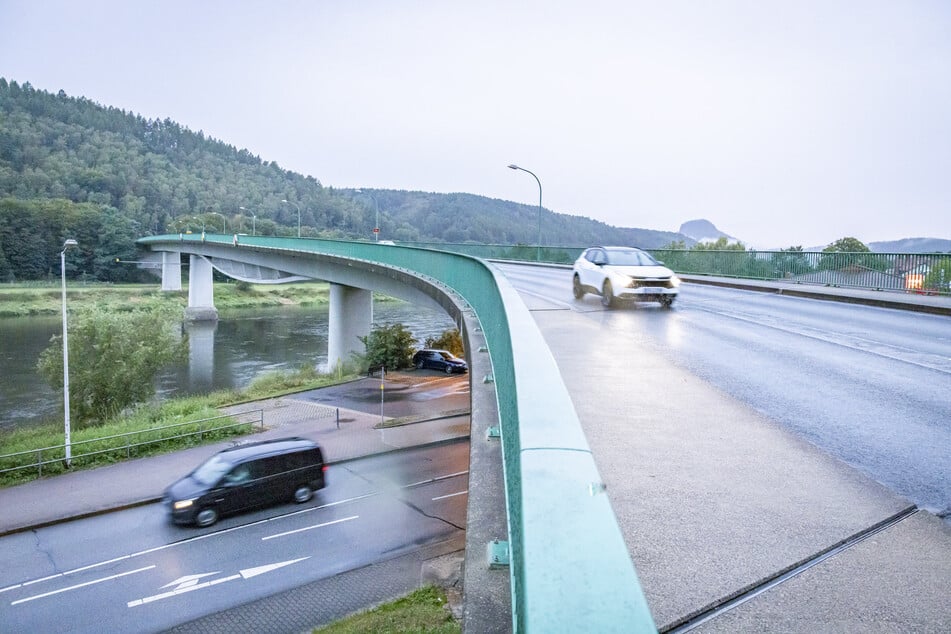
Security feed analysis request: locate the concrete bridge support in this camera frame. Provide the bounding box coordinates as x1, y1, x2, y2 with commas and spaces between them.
327, 283, 372, 371
185, 254, 218, 321
161, 251, 182, 291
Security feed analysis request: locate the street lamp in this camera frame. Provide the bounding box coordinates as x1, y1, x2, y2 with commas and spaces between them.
239, 207, 256, 235
355, 189, 380, 241
508, 164, 543, 261
281, 199, 301, 237
60, 238, 78, 467
208, 212, 226, 233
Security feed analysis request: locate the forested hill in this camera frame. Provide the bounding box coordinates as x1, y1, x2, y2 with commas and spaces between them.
0, 78, 688, 282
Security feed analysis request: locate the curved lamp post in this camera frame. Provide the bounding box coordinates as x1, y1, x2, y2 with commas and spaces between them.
239, 206, 256, 235
508, 164, 543, 261
354, 189, 380, 241
281, 199, 301, 237
208, 212, 226, 234
60, 238, 78, 467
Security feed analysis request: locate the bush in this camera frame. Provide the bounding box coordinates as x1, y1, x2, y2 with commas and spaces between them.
425, 329, 464, 357
360, 323, 417, 371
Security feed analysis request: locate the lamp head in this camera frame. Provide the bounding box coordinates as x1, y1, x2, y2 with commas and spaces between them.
507, 164, 519, 170
62, 239, 78, 249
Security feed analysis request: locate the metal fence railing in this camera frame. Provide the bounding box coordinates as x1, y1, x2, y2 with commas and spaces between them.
394, 242, 951, 296
0, 410, 263, 480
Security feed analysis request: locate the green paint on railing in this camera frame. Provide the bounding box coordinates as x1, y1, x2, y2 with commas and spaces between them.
138, 234, 657, 632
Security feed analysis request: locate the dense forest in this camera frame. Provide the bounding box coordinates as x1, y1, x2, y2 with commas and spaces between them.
0, 78, 688, 282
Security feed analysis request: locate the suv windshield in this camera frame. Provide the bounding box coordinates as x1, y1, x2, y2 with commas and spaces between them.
605, 249, 658, 266
192, 455, 234, 486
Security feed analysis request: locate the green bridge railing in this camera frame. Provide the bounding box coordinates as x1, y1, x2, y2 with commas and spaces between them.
391, 242, 951, 296
139, 234, 657, 632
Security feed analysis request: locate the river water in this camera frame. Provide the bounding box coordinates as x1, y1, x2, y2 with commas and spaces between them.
0, 300, 456, 432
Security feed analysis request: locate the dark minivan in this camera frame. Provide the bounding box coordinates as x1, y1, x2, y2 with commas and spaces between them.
164, 437, 326, 527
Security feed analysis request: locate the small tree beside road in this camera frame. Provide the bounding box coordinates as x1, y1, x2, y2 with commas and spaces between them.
359, 323, 416, 372
37, 303, 187, 426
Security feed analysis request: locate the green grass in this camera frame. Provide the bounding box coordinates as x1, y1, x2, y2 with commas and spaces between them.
0, 366, 359, 488
313, 586, 460, 634
0, 281, 342, 317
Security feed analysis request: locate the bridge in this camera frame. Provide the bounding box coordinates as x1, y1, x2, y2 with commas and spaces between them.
139, 234, 951, 632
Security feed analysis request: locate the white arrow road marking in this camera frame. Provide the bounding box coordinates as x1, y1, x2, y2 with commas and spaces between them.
12, 566, 155, 606
161, 572, 220, 591
127, 558, 309, 608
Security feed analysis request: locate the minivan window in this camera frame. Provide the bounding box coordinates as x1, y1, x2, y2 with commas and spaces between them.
192, 455, 233, 485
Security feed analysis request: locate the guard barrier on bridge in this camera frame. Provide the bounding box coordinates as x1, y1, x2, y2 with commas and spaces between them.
386, 241, 951, 296
139, 234, 656, 632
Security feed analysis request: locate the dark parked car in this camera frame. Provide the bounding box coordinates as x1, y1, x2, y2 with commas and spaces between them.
412, 349, 468, 374
164, 437, 326, 527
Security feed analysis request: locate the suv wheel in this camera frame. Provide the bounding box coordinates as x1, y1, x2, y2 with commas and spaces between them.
601, 280, 615, 308
572, 275, 584, 299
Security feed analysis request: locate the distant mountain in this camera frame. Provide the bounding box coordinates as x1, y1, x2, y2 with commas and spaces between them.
868, 237, 951, 253
678, 219, 740, 244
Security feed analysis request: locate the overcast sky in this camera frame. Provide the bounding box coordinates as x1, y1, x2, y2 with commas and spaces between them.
3, 1, 949, 248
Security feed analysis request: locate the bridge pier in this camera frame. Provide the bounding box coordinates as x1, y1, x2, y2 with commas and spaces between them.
327, 283, 372, 371
185, 254, 218, 321
160, 251, 182, 291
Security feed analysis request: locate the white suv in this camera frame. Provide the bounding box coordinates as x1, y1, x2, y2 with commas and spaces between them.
572, 246, 680, 308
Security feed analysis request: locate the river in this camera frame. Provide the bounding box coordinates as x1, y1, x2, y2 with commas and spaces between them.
0, 300, 456, 432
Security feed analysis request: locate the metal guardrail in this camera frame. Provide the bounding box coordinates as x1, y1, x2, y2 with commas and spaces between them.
139, 234, 657, 632
0, 410, 263, 479
394, 242, 951, 296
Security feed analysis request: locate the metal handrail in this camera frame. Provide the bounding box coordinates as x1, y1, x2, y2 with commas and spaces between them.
0, 410, 263, 478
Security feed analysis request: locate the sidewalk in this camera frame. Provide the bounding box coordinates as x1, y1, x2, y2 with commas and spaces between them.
0, 376, 471, 537
680, 273, 951, 316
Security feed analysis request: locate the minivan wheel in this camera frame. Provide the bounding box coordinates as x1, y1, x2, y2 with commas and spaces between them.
293, 484, 313, 503
195, 507, 218, 527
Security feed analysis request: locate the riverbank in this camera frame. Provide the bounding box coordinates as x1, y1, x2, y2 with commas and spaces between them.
0, 280, 346, 317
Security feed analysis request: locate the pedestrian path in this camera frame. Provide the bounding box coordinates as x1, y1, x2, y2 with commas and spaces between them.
0, 376, 470, 537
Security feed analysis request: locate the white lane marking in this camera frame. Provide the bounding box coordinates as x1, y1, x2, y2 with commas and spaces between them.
127, 558, 309, 608
261, 515, 359, 541
432, 491, 468, 501
12, 566, 155, 606
403, 470, 469, 489
0, 492, 378, 596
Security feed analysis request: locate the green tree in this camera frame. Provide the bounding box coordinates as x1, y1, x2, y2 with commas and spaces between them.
359, 323, 417, 372
924, 258, 951, 292
424, 329, 464, 357
823, 237, 870, 253
37, 303, 187, 425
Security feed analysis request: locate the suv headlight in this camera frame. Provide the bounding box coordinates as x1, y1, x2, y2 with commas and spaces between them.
670, 275, 681, 288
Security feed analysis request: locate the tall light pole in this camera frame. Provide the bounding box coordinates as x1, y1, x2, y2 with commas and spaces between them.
60, 238, 78, 467
282, 199, 301, 237
355, 189, 380, 241
239, 206, 256, 235
508, 164, 543, 261
208, 212, 226, 233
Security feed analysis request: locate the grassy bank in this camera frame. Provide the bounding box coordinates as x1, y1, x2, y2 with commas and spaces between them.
0, 280, 339, 317
0, 365, 358, 487
313, 586, 460, 633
